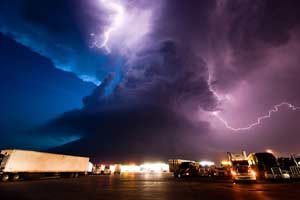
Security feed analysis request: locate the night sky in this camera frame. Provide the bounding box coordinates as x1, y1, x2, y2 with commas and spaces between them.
1, 0, 300, 163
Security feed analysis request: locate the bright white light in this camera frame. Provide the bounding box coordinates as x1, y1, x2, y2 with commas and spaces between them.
140, 163, 169, 173
100, 165, 105, 171
98, 0, 125, 52
88, 162, 94, 172
212, 111, 219, 116
120, 165, 140, 173
250, 170, 256, 177
266, 149, 273, 154
110, 165, 116, 173
91, 0, 152, 54
119, 163, 169, 173
199, 161, 215, 166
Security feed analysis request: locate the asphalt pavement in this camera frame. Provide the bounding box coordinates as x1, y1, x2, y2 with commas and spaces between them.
0, 173, 299, 200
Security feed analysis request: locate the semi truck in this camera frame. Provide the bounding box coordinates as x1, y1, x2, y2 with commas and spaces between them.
291, 154, 300, 167
278, 155, 300, 179
215, 161, 230, 177
248, 152, 290, 180
168, 159, 198, 178
227, 151, 256, 182
0, 149, 90, 182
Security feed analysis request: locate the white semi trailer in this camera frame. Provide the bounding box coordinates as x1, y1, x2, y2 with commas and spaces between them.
0, 149, 90, 182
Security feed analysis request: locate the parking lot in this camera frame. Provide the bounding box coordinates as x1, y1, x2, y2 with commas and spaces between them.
1, 173, 300, 200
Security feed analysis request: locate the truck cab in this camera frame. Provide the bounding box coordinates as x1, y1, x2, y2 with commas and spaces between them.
176, 162, 198, 178
114, 164, 121, 174
292, 155, 300, 167
102, 165, 111, 175
278, 157, 297, 179
230, 160, 256, 182
248, 152, 288, 180
168, 159, 195, 178
228, 151, 256, 182
92, 164, 102, 175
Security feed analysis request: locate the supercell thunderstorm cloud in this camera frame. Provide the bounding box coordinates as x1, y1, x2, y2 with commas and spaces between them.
1, 0, 300, 162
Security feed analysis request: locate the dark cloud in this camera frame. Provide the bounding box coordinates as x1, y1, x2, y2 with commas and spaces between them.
0, 0, 115, 84
210, 0, 300, 92
46, 106, 212, 162
21, 0, 80, 36
33, 0, 300, 161
227, 0, 300, 47
2, 0, 300, 161
41, 40, 217, 161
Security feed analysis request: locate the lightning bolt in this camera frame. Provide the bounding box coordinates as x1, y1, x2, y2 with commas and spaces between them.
92, 0, 125, 53
212, 102, 300, 131
207, 71, 300, 131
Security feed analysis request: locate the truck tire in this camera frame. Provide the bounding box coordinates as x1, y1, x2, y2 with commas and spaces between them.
69, 173, 74, 178
177, 173, 182, 178
174, 172, 178, 178
2, 174, 10, 182
12, 174, 20, 181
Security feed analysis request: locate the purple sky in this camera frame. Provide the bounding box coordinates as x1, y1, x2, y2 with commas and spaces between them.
1, 0, 300, 162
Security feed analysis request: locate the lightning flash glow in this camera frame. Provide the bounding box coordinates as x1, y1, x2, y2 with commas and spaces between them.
93, 0, 125, 53
213, 102, 300, 131
207, 71, 300, 131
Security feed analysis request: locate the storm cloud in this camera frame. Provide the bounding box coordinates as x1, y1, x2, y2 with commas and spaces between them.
41, 40, 217, 161
2, 0, 300, 161
0, 0, 119, 84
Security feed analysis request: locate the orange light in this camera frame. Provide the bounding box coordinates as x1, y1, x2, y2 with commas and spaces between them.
250, 170, 256, 177
221, 160, 230, 166
266, 149, 273, 154
231, 170, 237, 176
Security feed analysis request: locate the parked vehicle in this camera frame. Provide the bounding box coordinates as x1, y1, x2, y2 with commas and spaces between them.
0, 149, 90, 182
178, 162, 199, 178
291, 154, 300, 167
102, 165, 112, 175
227, 151, 256, 182
88, 162, 94, 175
114, 164, 121, 174
248, 152, 289, 180
216, 161, 230, 177
278, 156, 300, 179
168, 159, 197, 178
92, 164, 102, 175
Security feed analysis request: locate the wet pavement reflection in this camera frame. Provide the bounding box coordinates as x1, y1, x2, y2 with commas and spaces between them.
0, 173, 300, 200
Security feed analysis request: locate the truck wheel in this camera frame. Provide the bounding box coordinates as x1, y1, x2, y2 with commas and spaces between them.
69, 173, 74, 178
2, 174, 10, 182
174, 173, 178, 178
12, 174, 20, 181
